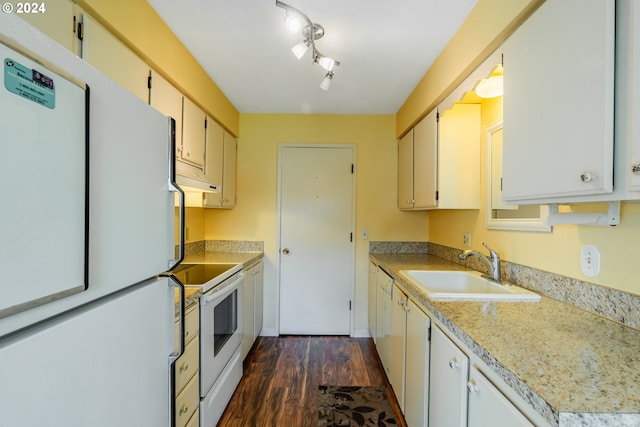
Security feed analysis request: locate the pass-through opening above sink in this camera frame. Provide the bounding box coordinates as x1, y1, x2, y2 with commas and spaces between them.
399, 270, 541, 301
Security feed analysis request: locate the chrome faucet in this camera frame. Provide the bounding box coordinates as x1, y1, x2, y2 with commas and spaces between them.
458, 242, 502, 283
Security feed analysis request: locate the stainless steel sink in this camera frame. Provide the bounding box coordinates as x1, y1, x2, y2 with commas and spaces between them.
399, 270, 540, 301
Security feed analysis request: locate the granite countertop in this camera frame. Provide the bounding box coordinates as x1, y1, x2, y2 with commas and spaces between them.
370, 253, 640, 427
173, 251, 263, 314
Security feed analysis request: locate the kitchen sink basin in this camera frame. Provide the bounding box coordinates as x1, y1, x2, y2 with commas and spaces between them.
399, 270, 541, 301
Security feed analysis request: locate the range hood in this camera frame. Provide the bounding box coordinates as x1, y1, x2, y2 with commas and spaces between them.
176, 159, 219, 193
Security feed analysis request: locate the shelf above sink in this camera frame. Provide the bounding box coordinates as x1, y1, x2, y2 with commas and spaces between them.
399, 270, 541, 301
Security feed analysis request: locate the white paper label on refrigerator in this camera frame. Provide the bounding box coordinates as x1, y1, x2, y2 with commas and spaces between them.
4, 57, 55, 108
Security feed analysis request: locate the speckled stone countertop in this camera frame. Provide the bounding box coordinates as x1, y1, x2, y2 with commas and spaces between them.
370, 253, 640, 427
173, 249, 263, 314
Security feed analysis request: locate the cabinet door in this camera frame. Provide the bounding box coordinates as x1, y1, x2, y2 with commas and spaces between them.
221, 130, 237, 208
620, 0, 640, 192
181, 97, 206, 169
368, 262, 378, 342
437, 104, 481, 209
242, 266, 255, 359
429, 326, 469, 427
468, 365, 533, 427
502, 0, 615, 202
149, 71, 183, 158
398, 129, 414, 209
253, 261, 264, 339
389, 285, 407, 411
413, 109, 438, 208
205, 117, 224, 198
19, 0, 79, 53
405, 299, 430, 427
80, 14, 150, 103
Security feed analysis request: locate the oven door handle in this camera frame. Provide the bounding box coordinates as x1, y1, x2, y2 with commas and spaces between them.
202, 272, 244, 305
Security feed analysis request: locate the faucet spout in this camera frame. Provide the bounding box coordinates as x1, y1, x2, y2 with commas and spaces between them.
457, 242, 502, 283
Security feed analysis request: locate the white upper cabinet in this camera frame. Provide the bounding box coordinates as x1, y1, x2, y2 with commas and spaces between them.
399, 103, 480, 210
149, 70, 183, 158
181, 96, 206, 169
80, 14, 150, 103
437, 103, 481, 209
502, 0, 616, 203
398, 108, 438, 209
19, 0, 80, 54
617, 0, 640, 194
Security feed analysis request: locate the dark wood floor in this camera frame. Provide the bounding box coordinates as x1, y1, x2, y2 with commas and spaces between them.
218, 336, 407, 427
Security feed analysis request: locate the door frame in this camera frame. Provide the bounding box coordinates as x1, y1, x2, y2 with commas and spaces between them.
275, 143, 357, 336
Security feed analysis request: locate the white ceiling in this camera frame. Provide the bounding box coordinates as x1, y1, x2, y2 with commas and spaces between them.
146, 0, 478, 114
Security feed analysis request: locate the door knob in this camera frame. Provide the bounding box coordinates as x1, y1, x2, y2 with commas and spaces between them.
282, 248, 290, 254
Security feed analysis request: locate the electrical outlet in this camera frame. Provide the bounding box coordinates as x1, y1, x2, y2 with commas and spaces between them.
463, 232, 471, 248
580, 244, 600, 277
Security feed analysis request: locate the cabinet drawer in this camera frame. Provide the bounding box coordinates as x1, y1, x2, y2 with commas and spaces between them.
176, 373, 199, 427
175, 337, 199, 395
175, 305, 199, 352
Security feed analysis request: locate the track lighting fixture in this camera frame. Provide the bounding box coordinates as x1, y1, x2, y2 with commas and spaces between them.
276, 0, 340, 90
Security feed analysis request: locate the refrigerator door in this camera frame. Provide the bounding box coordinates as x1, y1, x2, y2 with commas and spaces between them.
0, 277, 174, 427
0, 41, 88, 318
0, 15, 175, 336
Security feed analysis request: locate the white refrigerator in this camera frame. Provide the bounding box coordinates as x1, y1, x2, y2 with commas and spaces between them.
0, 14, 186, 427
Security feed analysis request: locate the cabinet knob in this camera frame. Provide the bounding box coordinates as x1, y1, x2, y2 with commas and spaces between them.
282, 248, 290, 255
179, 362, 189, 372
580, 171, 593, 183
632, 163, 640, 175
179, 404, 189, 415
467, 380, 479, 393
449, 358, 459, 369
404, 305, 410, 313
397, 299, 405, 306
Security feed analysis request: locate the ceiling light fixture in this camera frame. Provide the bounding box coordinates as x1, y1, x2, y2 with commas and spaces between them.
475, 64, 504, 98
276, 0, 340, 90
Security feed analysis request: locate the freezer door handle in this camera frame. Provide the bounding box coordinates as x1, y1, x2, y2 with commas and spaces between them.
167, 117, 185, 271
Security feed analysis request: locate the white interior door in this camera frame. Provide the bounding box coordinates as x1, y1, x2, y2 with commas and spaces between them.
279, 145, 355, 335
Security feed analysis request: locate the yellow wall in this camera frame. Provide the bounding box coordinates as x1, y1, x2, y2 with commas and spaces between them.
76, 0, 240, 136
205, 114, 429, 333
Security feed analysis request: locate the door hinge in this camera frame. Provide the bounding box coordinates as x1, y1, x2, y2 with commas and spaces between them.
435, 191, 439, 201
350, 232, 353, 242
436, 112, 440, 123
204, 117, 208, 129
349, 300, 352, 311
427, 326, 431, 342
351, 164, 354, 174
500, 177, 503, 191
147, 75, 152, 90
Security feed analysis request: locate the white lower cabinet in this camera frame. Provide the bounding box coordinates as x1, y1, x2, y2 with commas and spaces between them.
429, 325, 534, 427
468, 365, 533, 427
389, 285, 431, 425
368, 262, 378, 342
369, 269, 540, 427
429, 325, 470, 427
404, 299, 430, 427
242, 261, 264, 359
389, 285, 407, 409
375, 268, 393, 375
